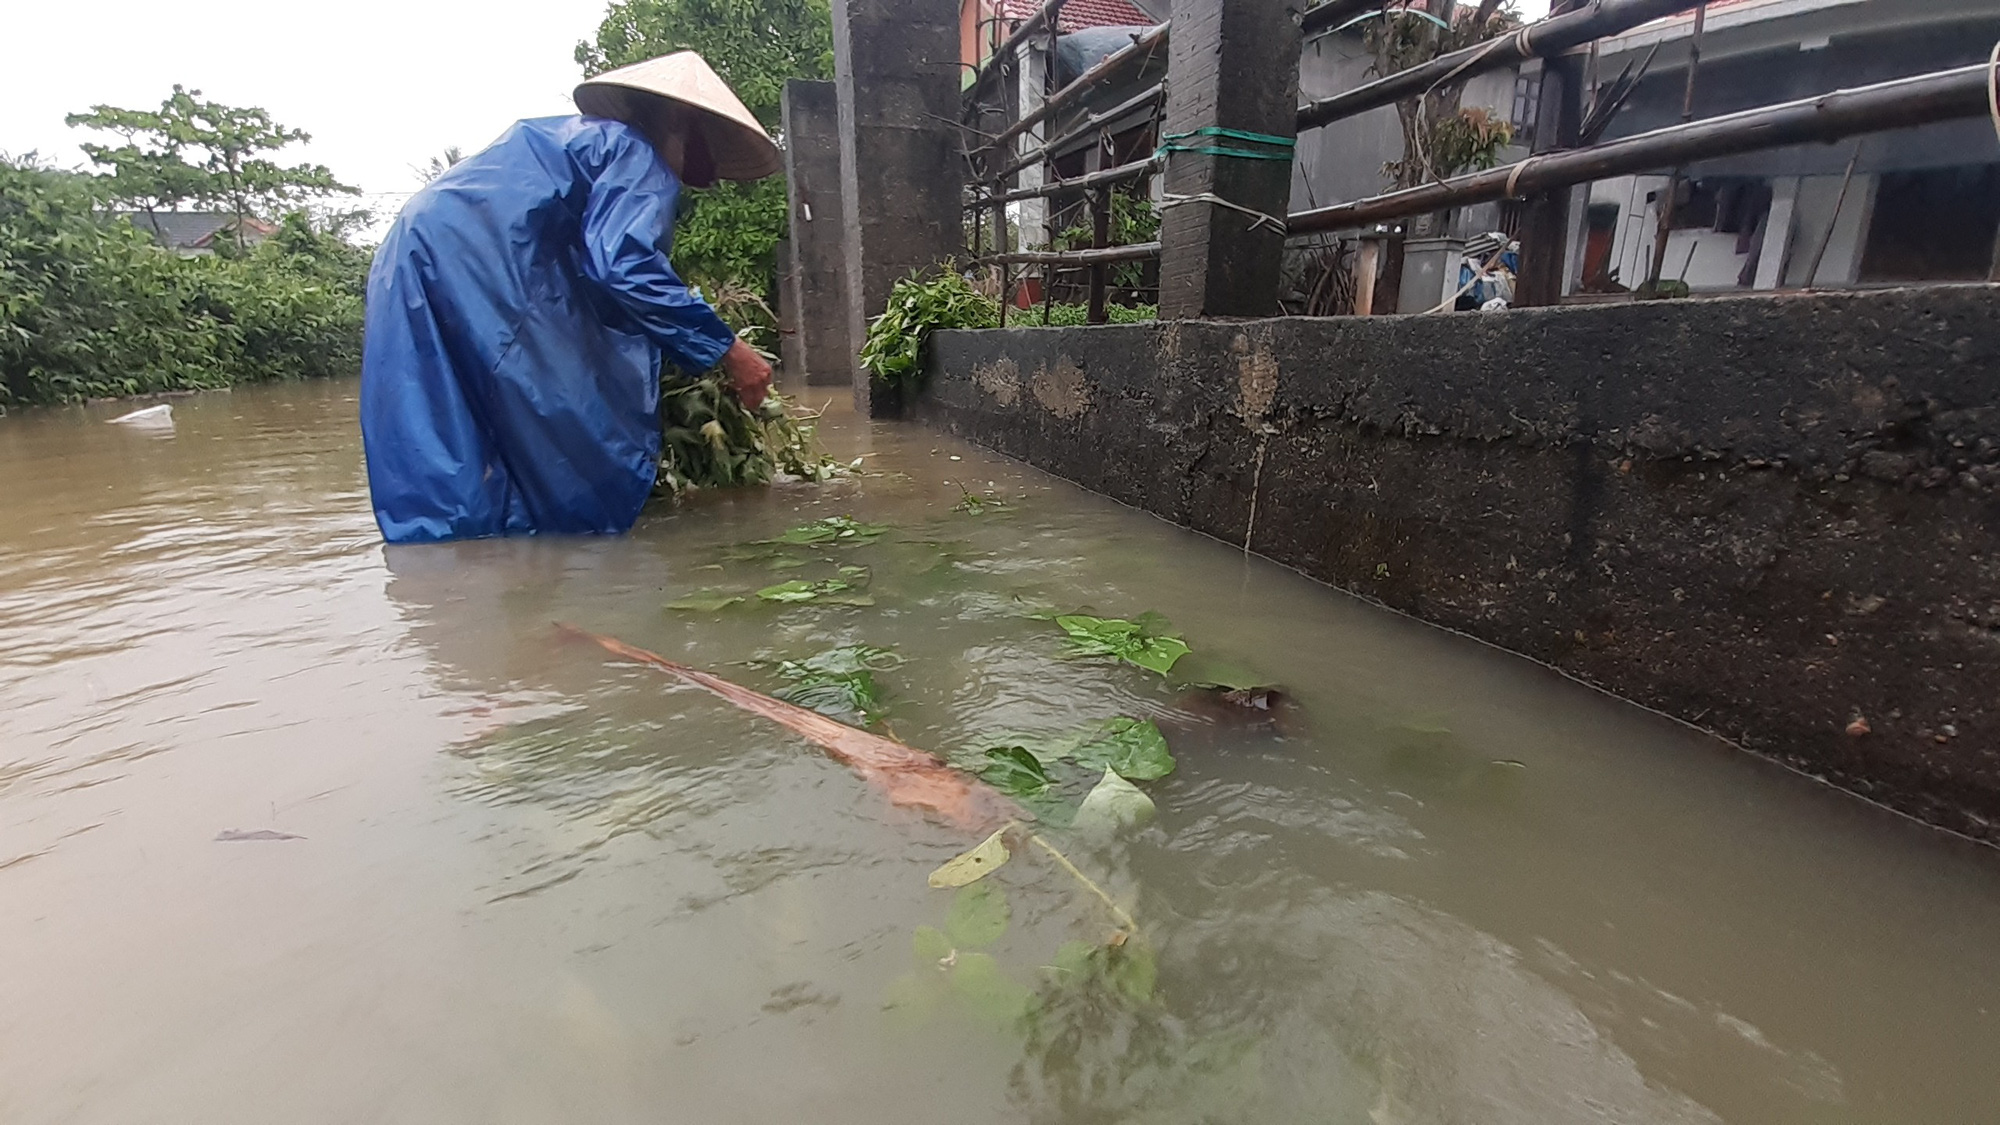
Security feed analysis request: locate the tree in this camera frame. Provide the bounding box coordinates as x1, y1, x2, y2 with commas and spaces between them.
416, 146, 465, 184
1367, 1, 1521, 194
575, 0, 834, 320
1, 155, 368, 406
67, 86, 358, 249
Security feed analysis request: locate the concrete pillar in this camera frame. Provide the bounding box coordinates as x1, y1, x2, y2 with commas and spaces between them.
780, 79, 855, 387
832, 0, 963, 414
1015, 43, 1050, 251
775, 237, 804, 384
1156, 0, 1304, 320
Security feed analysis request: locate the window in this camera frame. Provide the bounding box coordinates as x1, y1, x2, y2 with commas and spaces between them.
1859, 164, 2000, 282
1511, 72, 1542, 150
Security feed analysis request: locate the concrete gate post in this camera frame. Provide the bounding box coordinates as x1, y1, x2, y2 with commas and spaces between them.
832, 0, 963, 414
1156, 0, 1304, 320
780, 79, 856, 388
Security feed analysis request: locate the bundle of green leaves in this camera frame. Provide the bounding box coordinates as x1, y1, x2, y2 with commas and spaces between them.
858, 266, 1000, 393
656, 374, 843, 495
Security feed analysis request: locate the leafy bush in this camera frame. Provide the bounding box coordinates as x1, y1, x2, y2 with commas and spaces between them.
859, 266, 1157, 393
857, 266, 1000, 392
0, 157, 367, 408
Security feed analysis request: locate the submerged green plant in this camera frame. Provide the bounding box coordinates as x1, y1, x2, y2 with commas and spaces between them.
1053, 614, 1191, 676
755, 565, 874, 606
763, 515, 889, 546
771, 644, 899, 724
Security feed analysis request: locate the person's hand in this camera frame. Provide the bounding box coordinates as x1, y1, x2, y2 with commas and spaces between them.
720, 338, 772, 411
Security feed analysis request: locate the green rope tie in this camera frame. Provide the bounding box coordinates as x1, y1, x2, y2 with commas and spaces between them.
1159, 126, 1298, 162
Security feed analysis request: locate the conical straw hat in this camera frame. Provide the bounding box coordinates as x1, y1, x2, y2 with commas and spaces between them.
574, 51, 782, 182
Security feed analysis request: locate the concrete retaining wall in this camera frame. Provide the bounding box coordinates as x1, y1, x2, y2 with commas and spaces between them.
915, 286, 2000, 843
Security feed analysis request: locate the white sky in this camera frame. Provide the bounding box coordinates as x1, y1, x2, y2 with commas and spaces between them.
2, 0, 1555, 215
0, 0, 611, 215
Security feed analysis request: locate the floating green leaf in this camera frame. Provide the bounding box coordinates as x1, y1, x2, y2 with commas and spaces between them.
665, 589, 746, 612
772, 644, 896, 723
1073, 768, 1156, 835
944, 882, 1010, 949
754, 569, 874, 606
951, 486, 1011, 515
1071, 717, 1176, 781
928, 824, 1015, 888
976, 745, 1052, 798
1054, 613, 1191, 676
765, 515, 889, 546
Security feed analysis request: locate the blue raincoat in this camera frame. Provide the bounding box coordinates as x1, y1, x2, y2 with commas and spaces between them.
360, 116, 738, 543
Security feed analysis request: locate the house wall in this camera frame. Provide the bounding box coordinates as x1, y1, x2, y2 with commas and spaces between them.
911, 286, 2000, 845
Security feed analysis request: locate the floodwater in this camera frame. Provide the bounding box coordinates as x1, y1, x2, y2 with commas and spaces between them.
2, 379, 1997, 1125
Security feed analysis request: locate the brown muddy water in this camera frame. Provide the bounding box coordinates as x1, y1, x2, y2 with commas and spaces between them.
2, 379, 1997, 1124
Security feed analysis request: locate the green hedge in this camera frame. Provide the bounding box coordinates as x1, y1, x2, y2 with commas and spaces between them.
0, 158, 367, 408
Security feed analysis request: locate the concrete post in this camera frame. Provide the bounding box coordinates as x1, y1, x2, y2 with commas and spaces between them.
1156, 0, 1304, 320
832, 0, 963, 414
780, 79, 855, 387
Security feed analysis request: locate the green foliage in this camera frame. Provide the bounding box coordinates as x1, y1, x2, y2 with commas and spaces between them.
1053, 614, 1192, 676
577, 0, 834, 306
1012, 302, 1158, 327
974, 745, 1053, 798
944, 882, 1011, 948
67, 85, 357, 249
1069, 717, 1175, 780
0, 157, 365, 408
1053, 191, 1161, 290
1365, 2, 1523, 191
859, 266, 1000, 392
657, 374, 842, 494
755, 566, 874, 605
764, 515, 889, 546
1073, 768, 1156, 834
858, 265, 1162, 394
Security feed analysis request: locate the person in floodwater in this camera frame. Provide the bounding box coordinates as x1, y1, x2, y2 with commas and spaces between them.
359, 52, 777, 544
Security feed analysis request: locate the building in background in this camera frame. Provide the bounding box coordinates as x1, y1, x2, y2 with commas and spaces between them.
112, 211, 277, 256
1582, 0, 2000, 294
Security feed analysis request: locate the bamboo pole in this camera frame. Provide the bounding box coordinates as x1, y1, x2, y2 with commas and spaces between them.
973, 23, 1171, 157
976, 242, 1161, 267
994, 83, 1165, 182
1646, 1, 1707, 291
1296, 0, 1709, 131
1288, 63, 1997, 235
969, 153, 1163, 207
963, 0, 1066, 113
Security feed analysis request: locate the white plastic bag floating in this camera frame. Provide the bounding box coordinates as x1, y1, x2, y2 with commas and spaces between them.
109, 403, 174, 430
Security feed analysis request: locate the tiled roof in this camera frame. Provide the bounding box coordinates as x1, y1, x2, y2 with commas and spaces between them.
998, 0, 1155, 33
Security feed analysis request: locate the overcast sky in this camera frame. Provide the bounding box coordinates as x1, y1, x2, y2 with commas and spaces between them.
1, 0, 610, 215
2, 0, 1552, 215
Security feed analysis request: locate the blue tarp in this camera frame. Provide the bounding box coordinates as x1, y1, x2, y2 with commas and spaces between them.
359, 115, 737, 544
